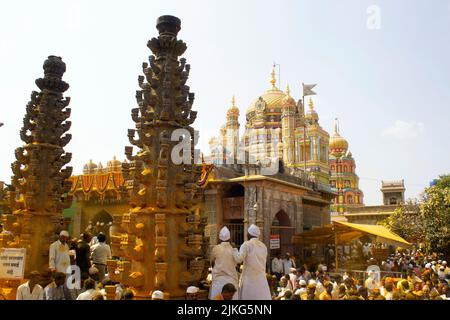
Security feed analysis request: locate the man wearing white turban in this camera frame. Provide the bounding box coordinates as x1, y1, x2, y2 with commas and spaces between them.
49, 230, 71, 274
236, 224, 271, 300
209, 226, 242, 300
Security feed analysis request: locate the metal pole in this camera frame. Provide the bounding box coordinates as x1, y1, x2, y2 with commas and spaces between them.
334, 226, 339, 271
303, 96, 307, 173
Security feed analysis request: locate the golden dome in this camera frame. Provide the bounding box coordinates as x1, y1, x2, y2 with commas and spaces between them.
227, 95, 239, 117
282, 84, 296, 107
246, 66, 286, 115
83, 159, 97, 174
107, 156, 122, 172
329, 118, 348, 155
305, 98, 319, 122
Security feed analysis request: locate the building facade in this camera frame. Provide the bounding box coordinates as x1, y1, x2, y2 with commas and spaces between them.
344, 180, 405, 225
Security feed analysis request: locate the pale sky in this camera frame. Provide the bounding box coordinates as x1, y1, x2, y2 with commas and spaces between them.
0, 0, 449, 205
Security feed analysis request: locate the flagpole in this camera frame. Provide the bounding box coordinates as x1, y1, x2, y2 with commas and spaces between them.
302, 84, 307, 174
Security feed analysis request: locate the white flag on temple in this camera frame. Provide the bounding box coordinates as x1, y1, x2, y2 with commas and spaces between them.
302, 83, 317, 96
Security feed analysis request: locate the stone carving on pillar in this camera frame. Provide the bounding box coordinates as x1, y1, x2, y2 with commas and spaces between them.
108, 15, 205, 299
2, 56, 73, 278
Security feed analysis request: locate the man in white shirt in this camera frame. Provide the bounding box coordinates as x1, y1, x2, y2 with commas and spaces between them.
271, 254, 283, 279
90, 232, 112, 281
282, 253, 296, 275
49, 230, 71, 274
76, 278, 97, 300
237, 224, 271, 300
209, 226, 241, 300
16, 271, 44, 300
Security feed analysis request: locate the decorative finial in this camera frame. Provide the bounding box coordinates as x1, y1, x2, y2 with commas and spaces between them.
308, 97, 314, 110
232, 95, 236, 107
35, 56, 69, 93
286, 84, 290, 96
334, 118, 339, 134
270, 66, 276, 88
156, 15, 181, 36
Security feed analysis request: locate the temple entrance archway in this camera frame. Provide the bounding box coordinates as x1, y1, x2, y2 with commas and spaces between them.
270, 210, 294, 257
90, 210, 113, 243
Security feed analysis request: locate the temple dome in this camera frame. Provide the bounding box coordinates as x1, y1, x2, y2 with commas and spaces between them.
305, 98, 319, 122
329, 119, 348, 155
107, 156, 122, 172
246, 67, 286, 116
281, 85, 296, 107
227, 96, 239, 117
83, 159, 97, 174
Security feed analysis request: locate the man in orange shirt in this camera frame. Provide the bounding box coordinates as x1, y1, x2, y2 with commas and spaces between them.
212, 283, 237, 300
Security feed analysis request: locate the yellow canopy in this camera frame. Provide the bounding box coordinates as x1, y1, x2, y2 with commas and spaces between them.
293, 221, 412, 249
334, 221, 412, 248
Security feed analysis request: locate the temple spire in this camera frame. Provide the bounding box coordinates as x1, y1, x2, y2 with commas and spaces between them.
309, 97, 314, 110
270, 66, 276, 89
334, 117, 340, 135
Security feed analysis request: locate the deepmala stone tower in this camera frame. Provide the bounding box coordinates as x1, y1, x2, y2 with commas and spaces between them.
1, 56, 73, 275
108, 15, 207, 299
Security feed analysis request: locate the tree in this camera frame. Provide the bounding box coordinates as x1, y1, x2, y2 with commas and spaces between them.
420, 184, 450, 255
432, 174, 450, 189
380, 200, 425, 243
381, 174, 450, 255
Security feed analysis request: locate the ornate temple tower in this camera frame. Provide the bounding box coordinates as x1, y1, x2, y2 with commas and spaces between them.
1, 56, 73, 275
224, 96, 240, 163
108, 16, 206, 299
329, 119, 364, 213
281, 85, 296, 165
243, 67, 285, 163
296, 98, 330, 185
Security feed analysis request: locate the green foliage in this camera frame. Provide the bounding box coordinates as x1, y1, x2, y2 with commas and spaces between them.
420, 185, 450, 254
381, 174, 450, 255
380, 200, 425, 242
434, 174, 450, 189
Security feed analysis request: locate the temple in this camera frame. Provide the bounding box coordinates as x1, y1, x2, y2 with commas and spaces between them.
211, 68, 331, 188
328, 119, 364, 218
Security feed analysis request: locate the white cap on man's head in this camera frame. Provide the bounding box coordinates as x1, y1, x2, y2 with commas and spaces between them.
299, 280, 307, 286
151, 290, 164, 299
425, 263, 431, 269
186, 286, 199, 294
60, 230, 69, 237
248, 224, 260, 237
443, 261, 447, 265
289, 268, 296, 273
219, 226, 230, 241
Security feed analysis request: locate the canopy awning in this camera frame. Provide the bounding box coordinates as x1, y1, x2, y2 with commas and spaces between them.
293, 221, 412, 249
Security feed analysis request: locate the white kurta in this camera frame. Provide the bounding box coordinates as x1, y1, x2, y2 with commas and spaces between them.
49, 240, 71, 273
209, 242, 241, 300
237, 238, 271, 300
